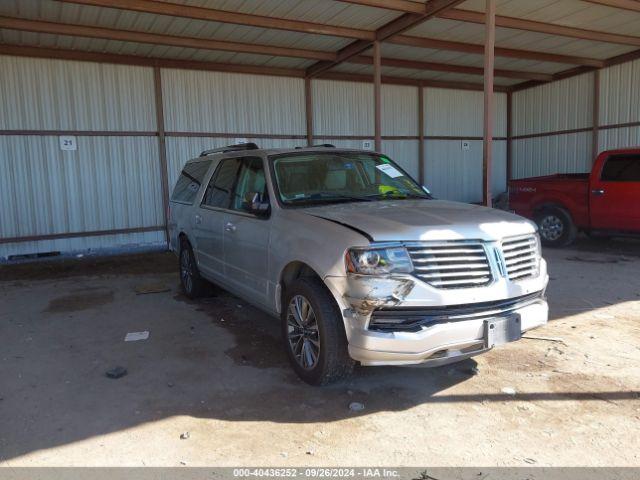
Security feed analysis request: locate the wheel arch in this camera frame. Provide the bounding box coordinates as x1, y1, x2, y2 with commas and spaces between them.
278, 261, 334, 314
533, 202, 573, 222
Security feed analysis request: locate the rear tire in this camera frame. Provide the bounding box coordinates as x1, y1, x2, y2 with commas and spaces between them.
535, 207, 577, 247
282, 277, 354, 386
179, 237, 210, 299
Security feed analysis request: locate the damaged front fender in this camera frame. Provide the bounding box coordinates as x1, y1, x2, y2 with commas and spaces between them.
327, 274, 416, 316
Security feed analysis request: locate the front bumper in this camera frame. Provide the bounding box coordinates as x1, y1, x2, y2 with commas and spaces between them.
347, 299, 548, 366
324, 259, 549, 366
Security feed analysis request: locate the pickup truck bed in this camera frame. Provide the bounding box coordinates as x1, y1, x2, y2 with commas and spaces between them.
509, 148, 640, 246
509, 174, 590, 229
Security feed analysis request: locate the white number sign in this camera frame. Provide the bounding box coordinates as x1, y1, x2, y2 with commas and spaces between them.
59, 136, 77, 151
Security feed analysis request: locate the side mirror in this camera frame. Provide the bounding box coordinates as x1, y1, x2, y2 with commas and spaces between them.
244, 192, 270, 216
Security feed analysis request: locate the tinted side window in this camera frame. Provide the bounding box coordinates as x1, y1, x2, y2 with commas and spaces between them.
601, 155, 640, 182
202, 158, 241, 208
171, 160, 212, 204
230, 157, 269, 213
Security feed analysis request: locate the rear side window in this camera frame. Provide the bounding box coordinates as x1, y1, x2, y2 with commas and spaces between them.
601, 155, 640, 182
171, 160, 213, 204
202, 158, 241, 208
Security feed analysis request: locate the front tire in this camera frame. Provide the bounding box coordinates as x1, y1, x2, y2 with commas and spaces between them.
179, 238, 210, 299
535, 207, 577, 247
282, 278, 354, 385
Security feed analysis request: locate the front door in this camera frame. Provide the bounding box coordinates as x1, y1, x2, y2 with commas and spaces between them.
590, 153, 640, 232
194, 157, 242, 282
222, 156, 272, 307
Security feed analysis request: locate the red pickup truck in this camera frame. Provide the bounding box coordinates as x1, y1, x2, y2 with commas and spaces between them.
509, 148, 640, 247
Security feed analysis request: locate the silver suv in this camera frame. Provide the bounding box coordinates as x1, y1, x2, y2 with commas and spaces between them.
169, 143, 549, 385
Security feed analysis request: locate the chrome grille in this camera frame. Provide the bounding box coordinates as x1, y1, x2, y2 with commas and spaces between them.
502, 235, 540, 280
407, 242, 492, 289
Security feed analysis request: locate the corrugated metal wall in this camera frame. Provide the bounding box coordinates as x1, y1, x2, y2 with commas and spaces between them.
0, 55, 164, 260
1, 55, 543, 259
383, 85, 420, 180
511, 73, 594, 179
424, 88, 507, 203
599, 58, 640, 151
162, 69, 306, 135
312, 81, 421, 178
512, 132, 593, 178
165, 137, 307, 194
0, 56, 156, 131
161, 68, 307, 192
512, 59, 640, 179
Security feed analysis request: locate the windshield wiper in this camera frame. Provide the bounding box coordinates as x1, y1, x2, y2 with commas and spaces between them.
365, 192, 430, 200
287, 192, 374, 204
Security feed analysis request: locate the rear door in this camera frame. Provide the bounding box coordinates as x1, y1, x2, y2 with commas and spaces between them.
222, 156, 272, 307
169, 159, 213, 251
590, 153, 640, 232
194, 157, 241, 282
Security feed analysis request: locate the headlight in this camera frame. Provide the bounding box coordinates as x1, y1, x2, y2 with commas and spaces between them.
345, 247, 413, 275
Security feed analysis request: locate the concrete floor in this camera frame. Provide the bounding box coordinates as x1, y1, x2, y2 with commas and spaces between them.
1, 237, 639, 467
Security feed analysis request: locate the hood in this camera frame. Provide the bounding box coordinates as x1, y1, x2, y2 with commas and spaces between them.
302, 199, 536, 242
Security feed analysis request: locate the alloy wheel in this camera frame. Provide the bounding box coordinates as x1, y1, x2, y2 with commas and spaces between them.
540, 215, 564, 241
286, 295, 320, 370
180, 248, 194, 294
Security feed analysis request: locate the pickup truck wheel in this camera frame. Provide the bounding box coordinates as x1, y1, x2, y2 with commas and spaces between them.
535, 207, 577, 247
282, 278, 354, 385
179, 238, 210, 299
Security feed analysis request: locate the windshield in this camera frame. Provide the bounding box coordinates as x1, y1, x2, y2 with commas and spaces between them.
270, 152, 430, 206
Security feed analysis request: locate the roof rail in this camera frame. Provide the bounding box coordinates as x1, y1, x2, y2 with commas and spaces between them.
199, 142, 259, 157
295, 143, 335, 149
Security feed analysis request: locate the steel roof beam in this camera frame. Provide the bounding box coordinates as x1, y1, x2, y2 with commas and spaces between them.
58, 0, 375, 40
306, 0, 466, 77
340, 1, 640, 46
350, 55, 554, 81
440, 9, 640, 47
0, 16, 336, 61
389, 35, 605, 68
49, 1, 608, 70
1, 43, 504, 91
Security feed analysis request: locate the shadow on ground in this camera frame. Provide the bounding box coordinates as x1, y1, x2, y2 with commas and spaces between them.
1, 237, 639, 461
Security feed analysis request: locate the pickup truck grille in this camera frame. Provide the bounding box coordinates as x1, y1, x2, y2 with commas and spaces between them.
406, 242, 492, 289
502, 235, 540, 281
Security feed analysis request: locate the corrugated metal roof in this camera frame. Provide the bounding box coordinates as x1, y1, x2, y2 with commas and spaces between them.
0, 0, 639, 89
158, 0, 401, 30
460, 0, 640, 37
0, 28, 316, 68
406, 17, 637, 60
0, 0, 352, 53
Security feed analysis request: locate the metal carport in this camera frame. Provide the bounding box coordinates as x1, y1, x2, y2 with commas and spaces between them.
0, 0, 639, 259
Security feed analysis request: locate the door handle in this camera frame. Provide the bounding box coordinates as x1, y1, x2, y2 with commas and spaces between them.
194, 214, 202, 225
591, 189, 605, 196
225, 222, 236, 233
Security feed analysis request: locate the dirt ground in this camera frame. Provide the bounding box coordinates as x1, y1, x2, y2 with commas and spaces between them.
1, 236, 639, 467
